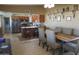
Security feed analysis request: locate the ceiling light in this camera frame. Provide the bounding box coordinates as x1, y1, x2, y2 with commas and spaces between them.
48, 4, 51, 8
44, 4, 48, 8
44, 4, 54, 8
50, 4, 54, 8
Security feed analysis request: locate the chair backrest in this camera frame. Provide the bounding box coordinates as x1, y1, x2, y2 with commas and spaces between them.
73, 29, 79, 37
55, 27, 62, 33
38, 27, 46, 42
45, 29, 56, 48
62, 28, 73, 35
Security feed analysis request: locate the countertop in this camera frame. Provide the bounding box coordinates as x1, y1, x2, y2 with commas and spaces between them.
21, 26, 38, 29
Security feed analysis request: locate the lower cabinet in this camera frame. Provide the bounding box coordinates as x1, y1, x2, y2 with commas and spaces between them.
21, 27, 38, 38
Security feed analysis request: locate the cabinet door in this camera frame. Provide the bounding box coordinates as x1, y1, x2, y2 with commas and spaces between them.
32, 14, 39, 22
39, 15, 45, 23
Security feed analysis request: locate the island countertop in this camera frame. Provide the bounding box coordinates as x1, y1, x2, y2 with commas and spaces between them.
21, 26, 38, 29
21, 26, 38, 38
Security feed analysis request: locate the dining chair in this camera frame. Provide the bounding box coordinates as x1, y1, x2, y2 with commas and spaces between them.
38, 27, 47, 48
55, 27, 62, 33
63, 37, 79, 55
62, 28, 73, 35
45, 29, 61, 54
63, 29, 79, 55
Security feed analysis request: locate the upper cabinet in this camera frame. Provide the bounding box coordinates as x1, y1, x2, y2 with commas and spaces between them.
32, 14, 45, 23
39, 15, 45, 23
32, 14, 39, 22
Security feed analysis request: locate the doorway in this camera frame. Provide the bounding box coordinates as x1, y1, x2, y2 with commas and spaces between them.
4, 17, 10, 33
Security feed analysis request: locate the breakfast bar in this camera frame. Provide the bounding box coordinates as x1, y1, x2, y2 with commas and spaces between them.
21, 26, 38, 38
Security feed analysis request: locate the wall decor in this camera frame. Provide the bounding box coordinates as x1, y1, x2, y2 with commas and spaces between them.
62, 8, 65, 12
61, 8, 65, 19
48, 14, 52, 20
57, 15, 61, 21
72, 10, 76, 18
74, 5, 78, 11
72, 5, 78, 18
66, 7, 69, 11
51, 14, 54, 21
66, 16, 71, 21
61, 8, 65, 14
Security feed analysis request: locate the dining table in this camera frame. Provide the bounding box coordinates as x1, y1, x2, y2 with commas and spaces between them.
56, 33, 79, 54
56, 33, 77, 42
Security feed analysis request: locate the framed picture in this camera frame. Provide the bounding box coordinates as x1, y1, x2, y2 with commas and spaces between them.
48, 14, 52, 20
61, 8, 65, 14
66, 7, 69, 11
57, 15, 61, 21
62, 8, 65, 12
51, 14, 54, 21
66, 16, 71, 21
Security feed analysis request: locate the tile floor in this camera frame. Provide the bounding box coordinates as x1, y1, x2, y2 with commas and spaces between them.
4, 33, 78, 55
4, 33, 50, 55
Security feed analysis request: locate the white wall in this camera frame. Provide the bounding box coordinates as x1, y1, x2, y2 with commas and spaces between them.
0, 11, 12, 33
0, 16, 1, 27
44, 4, 79, 30
0, 15, 4, 28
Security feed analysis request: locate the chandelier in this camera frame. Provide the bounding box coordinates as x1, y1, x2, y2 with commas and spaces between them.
44, 4, 54, 8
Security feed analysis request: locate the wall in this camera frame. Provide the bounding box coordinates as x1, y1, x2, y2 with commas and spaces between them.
0, 16, 2, 27
1, 4, 79, 30
0, 11, 5, 28
0, 15, 4, 28
0, 15, 4, 34
44, 4, 79, 30
0, 11, 12, 33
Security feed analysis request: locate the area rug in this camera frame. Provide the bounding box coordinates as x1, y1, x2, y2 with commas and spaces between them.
18, 35, 38, 41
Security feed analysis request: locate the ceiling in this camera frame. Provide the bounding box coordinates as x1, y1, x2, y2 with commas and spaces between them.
0, 4, 45, 14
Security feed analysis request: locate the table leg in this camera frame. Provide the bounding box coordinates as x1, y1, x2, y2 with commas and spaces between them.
59, 42, 65, 55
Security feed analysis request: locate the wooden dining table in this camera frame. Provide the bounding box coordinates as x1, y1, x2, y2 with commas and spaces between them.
55, 33, 79, 54
56, 33, 79, 42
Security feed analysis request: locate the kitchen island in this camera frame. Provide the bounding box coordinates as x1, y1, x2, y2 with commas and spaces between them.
21, 26, 38, 38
